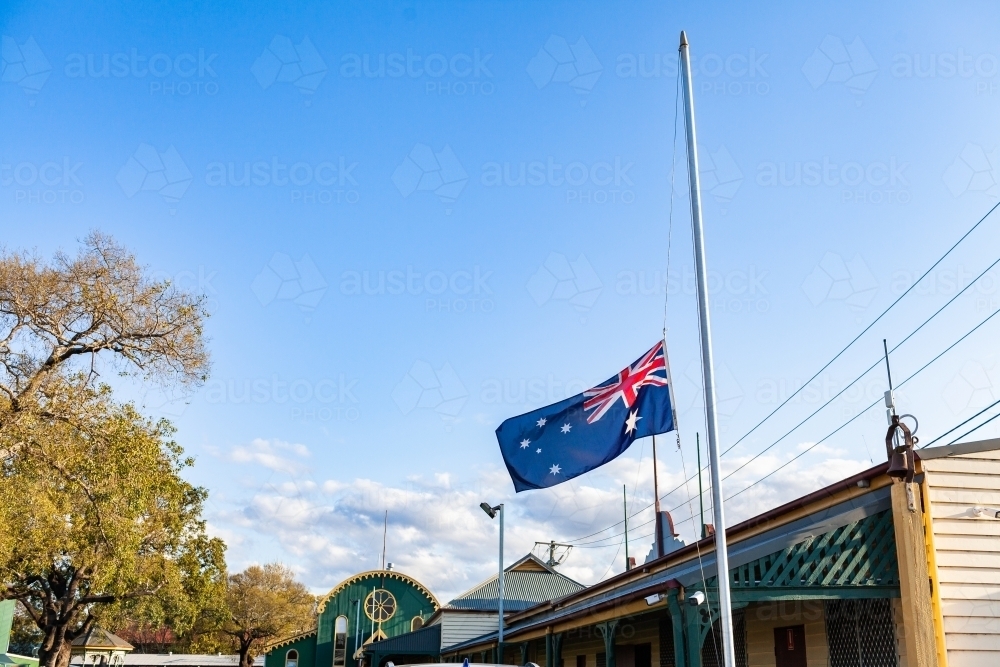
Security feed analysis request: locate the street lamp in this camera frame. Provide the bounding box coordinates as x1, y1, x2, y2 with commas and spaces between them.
480, 502, 505, 649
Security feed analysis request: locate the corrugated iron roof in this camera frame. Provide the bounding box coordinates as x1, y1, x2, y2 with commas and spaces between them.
364, 623, 441, 654
446, 555, 584, 612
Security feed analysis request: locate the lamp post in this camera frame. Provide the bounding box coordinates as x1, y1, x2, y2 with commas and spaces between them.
480, 502, 505, 654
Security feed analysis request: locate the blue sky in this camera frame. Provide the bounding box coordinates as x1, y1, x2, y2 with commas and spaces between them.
4, 0, 1000, 599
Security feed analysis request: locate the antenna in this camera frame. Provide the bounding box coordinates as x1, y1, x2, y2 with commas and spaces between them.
381, 510, 388, 571
532, 541, 573, 567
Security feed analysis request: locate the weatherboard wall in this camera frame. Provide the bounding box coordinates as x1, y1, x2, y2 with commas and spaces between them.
435, 612, 500, 649
921, 442, 1000, 667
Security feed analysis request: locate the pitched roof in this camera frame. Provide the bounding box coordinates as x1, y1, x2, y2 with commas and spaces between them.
445, 553, 584, 612
363, 624, 441, 655
71, 628, 133, 651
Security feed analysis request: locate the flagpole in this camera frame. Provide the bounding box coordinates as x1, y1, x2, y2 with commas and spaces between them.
652, 435, 662, 558
679, 30, 736, 667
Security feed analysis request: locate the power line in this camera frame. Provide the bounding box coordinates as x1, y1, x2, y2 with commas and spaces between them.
566, 248, 1000, 545
919, 396, 1000, 449
720, 198, 1000, 456
717, 300, 1000, 503
945, 409, 1000, 445
562, 199, 1000, 546
719, 251, 1000, 483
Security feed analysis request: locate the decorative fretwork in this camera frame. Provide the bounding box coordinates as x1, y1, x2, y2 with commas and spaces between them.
729, 510, 898, 590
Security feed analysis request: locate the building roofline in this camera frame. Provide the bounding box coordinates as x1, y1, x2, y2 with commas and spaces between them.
316, 570, 439, 614
504, 459, 893, 625
917, 436, 1000, 460
264, 630, 317, 653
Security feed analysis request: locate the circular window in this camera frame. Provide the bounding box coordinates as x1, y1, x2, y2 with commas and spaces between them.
364, 589, 397, 623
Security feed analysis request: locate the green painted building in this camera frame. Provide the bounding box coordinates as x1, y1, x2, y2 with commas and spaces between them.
266, 570, 439, 667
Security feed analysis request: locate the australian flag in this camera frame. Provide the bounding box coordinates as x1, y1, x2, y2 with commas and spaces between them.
496, 341, 676, 492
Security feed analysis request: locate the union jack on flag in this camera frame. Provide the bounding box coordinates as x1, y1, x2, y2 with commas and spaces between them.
495, 339, 677, 492
583, 340, 669, 423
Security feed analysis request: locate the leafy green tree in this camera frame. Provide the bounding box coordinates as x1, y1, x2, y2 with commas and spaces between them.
0, 234, 218, 667
0, 397, 226, 667
221, 565, 316, 667
0, 231, 209, 435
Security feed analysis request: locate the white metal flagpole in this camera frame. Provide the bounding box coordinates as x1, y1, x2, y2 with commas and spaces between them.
679, 30, 736, 667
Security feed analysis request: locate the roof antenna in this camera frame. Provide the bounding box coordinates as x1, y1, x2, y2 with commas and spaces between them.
381, 510, 388, 570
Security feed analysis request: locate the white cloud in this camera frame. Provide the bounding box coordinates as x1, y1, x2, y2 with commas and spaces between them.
212, 436, 875, 601
229, 438, 311, 474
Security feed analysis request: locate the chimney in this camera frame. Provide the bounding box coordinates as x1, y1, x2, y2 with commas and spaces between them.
386, 562, 394, 571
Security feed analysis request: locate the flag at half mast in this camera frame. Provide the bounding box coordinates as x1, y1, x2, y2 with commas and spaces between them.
496, 340, 677, 492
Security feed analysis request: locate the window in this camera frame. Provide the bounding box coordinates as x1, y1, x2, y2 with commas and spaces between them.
333, 616, 348, 667
364, 589, 397, 623
411, 616, 424, 632
286, 649, 299, 667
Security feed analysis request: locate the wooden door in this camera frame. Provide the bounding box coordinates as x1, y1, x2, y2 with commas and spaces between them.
773, 625, 807, 667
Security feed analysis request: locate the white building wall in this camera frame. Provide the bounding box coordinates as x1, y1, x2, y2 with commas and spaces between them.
439, 612, 500, 650
923, 447, 1000, 667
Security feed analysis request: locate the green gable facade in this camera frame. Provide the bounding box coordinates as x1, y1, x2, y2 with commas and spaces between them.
267, 570, 439, 667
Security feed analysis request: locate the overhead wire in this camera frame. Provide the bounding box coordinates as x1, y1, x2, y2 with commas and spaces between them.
565, 243, 1000, 545
562, 103, 1000, 550
919, 396, 1000, 449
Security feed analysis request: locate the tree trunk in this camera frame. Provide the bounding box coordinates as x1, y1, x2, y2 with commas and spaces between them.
238, 638, 255, 667
38, 624, 73, 667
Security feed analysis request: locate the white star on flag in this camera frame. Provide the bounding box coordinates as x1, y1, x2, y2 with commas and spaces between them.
561, 423, 571, 433
536, 448, 542, 453
537, 417, 547, 427
625, 409, 642, 435
520, 439, 531, 449
549, 464, 561, 475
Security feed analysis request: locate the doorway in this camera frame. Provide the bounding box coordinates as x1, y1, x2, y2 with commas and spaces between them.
774, 625, 807, 667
